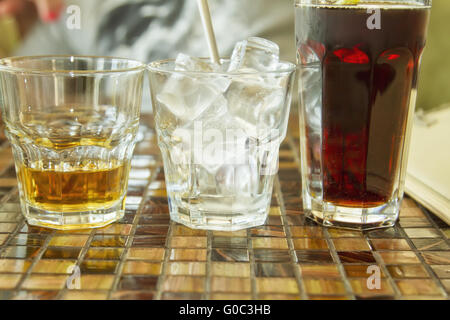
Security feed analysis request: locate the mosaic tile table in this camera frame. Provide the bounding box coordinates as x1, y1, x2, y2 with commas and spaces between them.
0, 114, 449, 300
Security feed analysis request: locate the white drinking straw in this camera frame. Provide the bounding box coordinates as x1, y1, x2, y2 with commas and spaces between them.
196, 0, 220, 64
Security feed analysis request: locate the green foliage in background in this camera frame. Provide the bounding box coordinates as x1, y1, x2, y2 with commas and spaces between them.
417, 0, 450, 111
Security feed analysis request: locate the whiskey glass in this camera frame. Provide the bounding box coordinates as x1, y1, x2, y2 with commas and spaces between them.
0, 56, 145, 230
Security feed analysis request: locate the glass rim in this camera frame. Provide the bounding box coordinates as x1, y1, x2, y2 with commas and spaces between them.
294, 0, 432, 7
0, 55, 147, 75
147, 58, 297, 76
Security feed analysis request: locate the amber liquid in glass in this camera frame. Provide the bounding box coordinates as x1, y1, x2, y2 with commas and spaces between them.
17, 137, 130, 212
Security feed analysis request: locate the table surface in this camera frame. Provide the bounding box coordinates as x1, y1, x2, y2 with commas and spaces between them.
0, 114, 449, 300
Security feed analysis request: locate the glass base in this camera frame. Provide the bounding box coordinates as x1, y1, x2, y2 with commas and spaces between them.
169, 201, 269, 231
21, 201, 125, 230
303, 191, 399, 230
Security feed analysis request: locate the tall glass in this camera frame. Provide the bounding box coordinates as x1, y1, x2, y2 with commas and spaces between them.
148, 59, 296, 231
296, 0, 431, 229
0, 56, 145, 230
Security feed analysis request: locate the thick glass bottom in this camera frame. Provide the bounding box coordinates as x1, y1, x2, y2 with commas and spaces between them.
168, 199, 269, 231
21, 199, 125, 230
303, 190, 400, 230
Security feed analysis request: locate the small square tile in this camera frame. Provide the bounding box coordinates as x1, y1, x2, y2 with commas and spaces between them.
0, 223, 16, 233
78, 275, 114, 290
135, 225, 169, 236
421, 252, 450, 265
300, 265, 340, 278
8, 234, 47, 246
386, 265, 429, 279
328, 229, 363, 238
430, 265, 450, 279
211, 277, 251, 293
128, 248, 165, 261
0, 259, 31, 273
399, 217, 432, 228
42, 247, 81, 260
333, 239, 370, 251
62, 291, 108, 300
441, 279, 450, 293
166, 262, 205, 276
85, 248, 123, 260
396, 279, 442, 296
404, 228, 441, 239
171, 237, 207, 248
132, 236, 166, 247
0, 234, 8, 245
365, 228, 403, 239
378, 251, 420, 264
169, 249, 206, 262
309, 295, 350, 300
172, 225, 207, 237
211, 263, 250, 278
123, 261, 162, 275
255, 263, 296, 277
90, 235, 127, 247
212, 249, 249, 262
443, 229, 450, 239
48, 235, 88, 247
349, 279, 394, 296
296, 250, 334, 264
337, 251, 376, 264
22, 275, 67, 290
212, 230, 247, 237
412, 239, 450, 251
304, 279, 346, 295
266, 216, 283, 226
160, 292, 202, 300
162, 276, 205, 293
32, 260, 77, 274
370, 239, 411, 251
269, 207, 281, 216
293, 238, 328, 250
254, 249, 291, 263
256, 278, 299, 294
1, 246, 40, 259
250, 226, 285, 237
112, 290, 155, 300
96, 224, 132, 236
211, 293, 252, 300
0, 274, 21, 289
344, 265, 386, 278
400, 205, 425, 217
212, 237, 247, 249
79, 260, 118, 274
12, 290, 59, 300
252, 238, 288, 250
118, 276, 158, 290
290, 226, 324, 238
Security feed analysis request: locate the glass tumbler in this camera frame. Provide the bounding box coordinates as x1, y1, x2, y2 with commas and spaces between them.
296, 0, 431, 229
148, 59, 296, 231
0, 56, 145, 230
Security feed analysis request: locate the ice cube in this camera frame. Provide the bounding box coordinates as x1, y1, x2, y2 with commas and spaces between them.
215, 164, 258, 196
175, 53, 230, 92
225, 77, 286, 137
228, 37, 280, 72
175, 53, 219, 72
157, 54, 230, 122
191, 113, 247, 174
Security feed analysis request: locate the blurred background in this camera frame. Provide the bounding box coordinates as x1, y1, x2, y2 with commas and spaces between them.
0, 0, 448, 111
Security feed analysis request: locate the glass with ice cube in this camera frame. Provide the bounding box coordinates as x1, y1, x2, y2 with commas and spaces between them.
148, 38, 296, 230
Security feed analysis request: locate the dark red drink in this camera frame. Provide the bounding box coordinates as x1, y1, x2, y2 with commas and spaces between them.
296, 1, 431, 228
